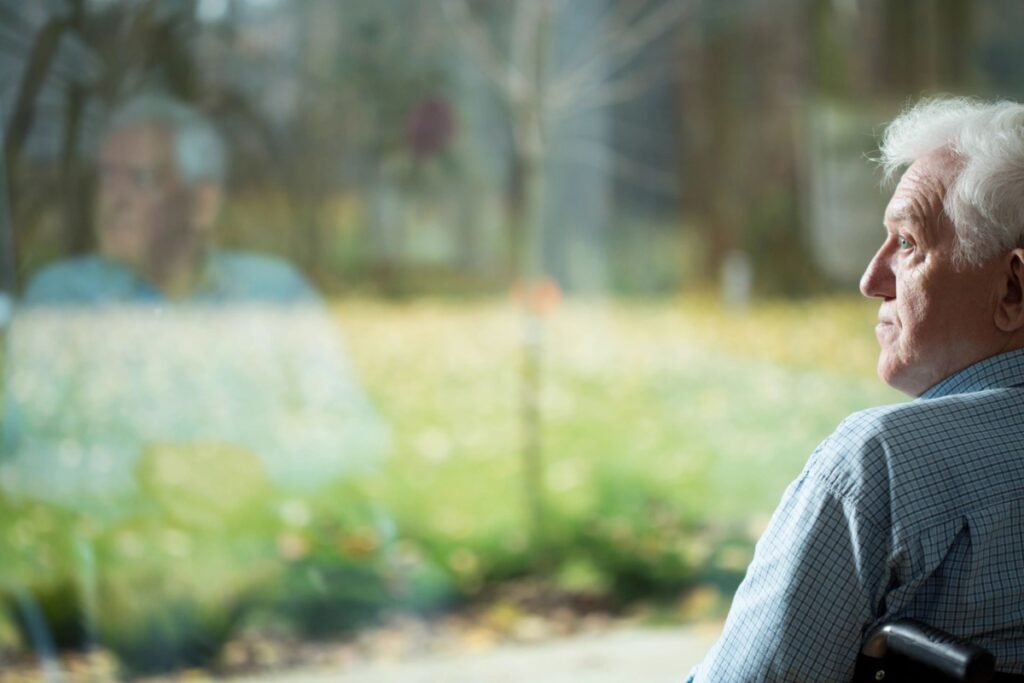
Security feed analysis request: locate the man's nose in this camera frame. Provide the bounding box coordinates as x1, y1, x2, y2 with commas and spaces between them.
859, 244, 896, 299
100, 171, 129, 202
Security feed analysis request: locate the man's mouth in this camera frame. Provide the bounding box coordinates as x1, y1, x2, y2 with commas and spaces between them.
876, 306, 897, 327
875, 320, 898, 344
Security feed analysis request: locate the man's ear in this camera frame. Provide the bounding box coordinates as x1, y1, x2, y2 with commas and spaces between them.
995, 248, 1024, 332
190, 182, 223, 234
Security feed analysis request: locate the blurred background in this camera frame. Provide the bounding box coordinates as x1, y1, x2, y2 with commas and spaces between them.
0, 0, 1021, 680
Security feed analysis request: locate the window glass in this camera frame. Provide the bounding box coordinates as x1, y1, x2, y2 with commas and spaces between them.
0, 0, 1020, 679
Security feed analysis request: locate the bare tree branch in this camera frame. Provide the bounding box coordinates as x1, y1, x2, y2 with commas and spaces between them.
509, 0, 537, 75
554, 0, 655, 86
598, 0, 696, 72
560, 134, 680, 197
4, 15, 70, 184
547, 0, 695, 115
549, 57, 682, 117
441, 0, 529, 103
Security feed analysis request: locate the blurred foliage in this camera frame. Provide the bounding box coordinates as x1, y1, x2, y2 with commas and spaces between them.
559, 466, 701, 602
340, 294, 902, 596
0, 451, 405, 673
7, 0, 1015, 302
0, 295, 903, 672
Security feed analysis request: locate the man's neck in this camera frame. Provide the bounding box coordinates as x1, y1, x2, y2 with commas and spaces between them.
144, 242, 208, 299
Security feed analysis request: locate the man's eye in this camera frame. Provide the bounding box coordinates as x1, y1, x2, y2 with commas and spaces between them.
898, 236, 913, 250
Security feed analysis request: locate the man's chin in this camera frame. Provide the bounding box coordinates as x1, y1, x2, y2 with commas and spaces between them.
98, 236, 143, 266
874, 322, 898, 345
877, 358, 931, 397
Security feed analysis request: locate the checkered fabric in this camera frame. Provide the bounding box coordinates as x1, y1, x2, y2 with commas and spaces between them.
687, 349, 1024, 682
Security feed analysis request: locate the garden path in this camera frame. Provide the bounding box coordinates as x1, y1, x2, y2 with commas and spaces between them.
233, 623, 721, 683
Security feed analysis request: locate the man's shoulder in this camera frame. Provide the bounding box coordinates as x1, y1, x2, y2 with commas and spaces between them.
208, 250, 318, 303
808, 390, 1024, 524
802, 403, 905, 500
833, 388, 1024, 448
22, 255, 129, 304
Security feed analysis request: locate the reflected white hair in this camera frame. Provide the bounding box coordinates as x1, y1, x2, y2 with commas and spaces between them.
106, 92, 227, 186
880, 96, 1024, 267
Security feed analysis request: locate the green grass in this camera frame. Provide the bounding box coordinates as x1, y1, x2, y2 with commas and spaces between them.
339, 295, 904, 590
0, 294, 905, 669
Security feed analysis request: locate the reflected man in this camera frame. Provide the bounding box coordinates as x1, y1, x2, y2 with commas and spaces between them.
2, 93, 388, 506
689, 98, 1024, 680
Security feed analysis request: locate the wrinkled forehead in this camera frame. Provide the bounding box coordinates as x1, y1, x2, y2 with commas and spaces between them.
884, 149, 961, 228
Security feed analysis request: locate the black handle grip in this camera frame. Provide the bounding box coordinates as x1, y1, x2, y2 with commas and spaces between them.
863, 618, 995, 683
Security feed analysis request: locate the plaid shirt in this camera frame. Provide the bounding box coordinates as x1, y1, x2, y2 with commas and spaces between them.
688, 349, 1024, 682
2, 252, 389, 508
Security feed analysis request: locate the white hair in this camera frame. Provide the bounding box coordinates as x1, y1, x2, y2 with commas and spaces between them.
106, 92, 227, 186
879, 96, 1024, 267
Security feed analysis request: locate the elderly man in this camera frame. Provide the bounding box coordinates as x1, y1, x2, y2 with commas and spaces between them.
2, 93, 387, 504
26, 94, 306, 302
688, 97, 1024, 681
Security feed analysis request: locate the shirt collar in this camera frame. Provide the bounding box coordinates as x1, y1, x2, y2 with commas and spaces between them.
920, 348, 1024, 399
99, 250, 218, 301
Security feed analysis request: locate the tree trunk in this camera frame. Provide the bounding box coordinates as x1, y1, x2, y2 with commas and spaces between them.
508, 0, 552, 560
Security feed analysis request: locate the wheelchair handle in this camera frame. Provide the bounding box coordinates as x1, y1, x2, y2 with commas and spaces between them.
862, 618, 995, 683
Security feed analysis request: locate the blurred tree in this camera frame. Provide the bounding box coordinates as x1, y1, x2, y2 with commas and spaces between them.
442, 0, 695, 560
679, 0, 817, 294
799, 0, 978, 289
680, 0, 977, 295
877, 0, 975, 94
1, 0, 203, 284
192, 0, 457, 286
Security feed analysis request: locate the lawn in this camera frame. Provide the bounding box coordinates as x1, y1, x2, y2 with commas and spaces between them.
0, 294, 904, 673
339, 294, 903, 594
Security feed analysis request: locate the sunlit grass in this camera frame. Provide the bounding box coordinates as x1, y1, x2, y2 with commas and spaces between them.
335, 294, 904, 586
0, 294, 906, 666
